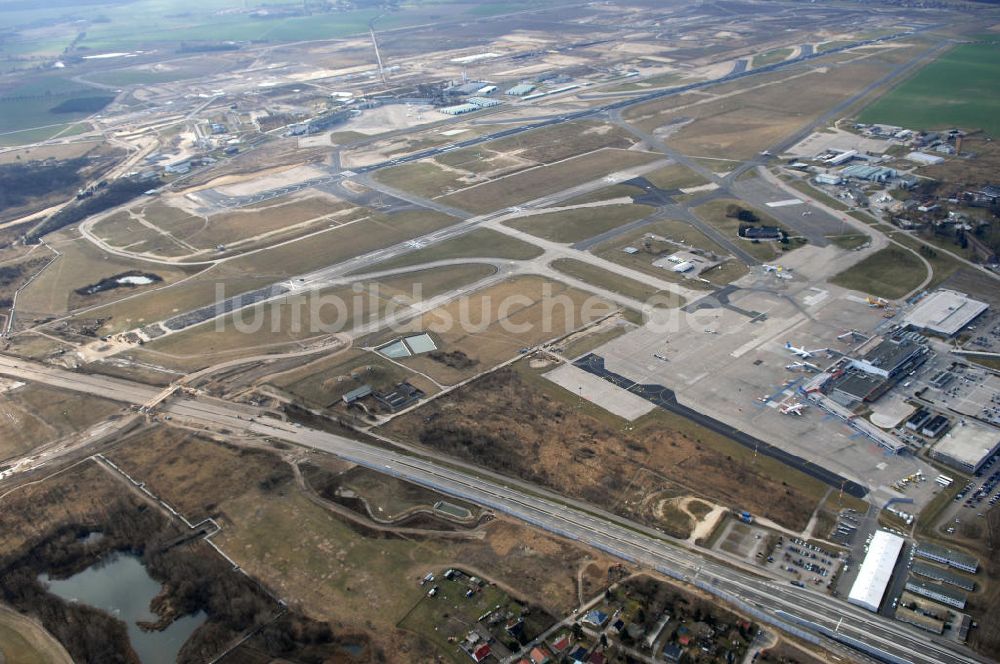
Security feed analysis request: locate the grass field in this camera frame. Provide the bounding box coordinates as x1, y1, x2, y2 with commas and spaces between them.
374, 276, 616, 385
625, 50, 915, 159
360, 228, 544, 273
0, 606, 73, 664
888, 232, 963, 290
694, 199, 798, 261
827, 233, 871, 250
269, 349, 424, 408
0, 384, 122, 462
551, 258, 685, 307
858, 43, 1000, 136
590, 219, 742, 287
829, 245, 927, 299
373, 160, 466, 199
752, 47, 793, 68
442, 149, 661, 214
139, 264, 495, 370
82, 209, 462, 335
15, 235, 195, 320
643, 163, 710, 191
504, 203, 654, 244
483, 120, 636, 164
384, 362, 828, 531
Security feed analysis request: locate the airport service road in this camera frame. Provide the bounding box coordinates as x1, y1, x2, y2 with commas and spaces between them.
0, 354, 981, 664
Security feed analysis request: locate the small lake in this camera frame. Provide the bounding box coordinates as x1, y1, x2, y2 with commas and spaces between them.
39, 553, 206, 664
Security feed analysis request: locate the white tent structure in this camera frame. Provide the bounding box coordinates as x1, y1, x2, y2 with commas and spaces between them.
848, 530, 904, 612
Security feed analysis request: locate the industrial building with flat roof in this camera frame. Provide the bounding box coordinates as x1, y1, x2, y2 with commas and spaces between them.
904, 578, 967, 609
930, 420, 999, 473
850, 336, 927, 379
467, 96, 501, 108
903, 289, 989, 337
847, 530, 904, 612
914, 542, 979, 574
439, 103, 480, 115
911, 562, 976, 591
505, 83, 535, 96
895, 606, 944, 634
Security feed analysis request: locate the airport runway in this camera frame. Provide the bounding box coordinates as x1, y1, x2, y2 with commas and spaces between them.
0, 353, 985, 664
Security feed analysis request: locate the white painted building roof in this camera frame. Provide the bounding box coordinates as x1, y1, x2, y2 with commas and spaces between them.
904, 289, 988, 337
848, 530, 904, 612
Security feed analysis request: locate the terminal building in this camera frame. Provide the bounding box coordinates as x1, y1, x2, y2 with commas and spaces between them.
847, 530, 905, 612
849, 336, 928, 379
903, 289, 989, 337
827, 334, 928, 408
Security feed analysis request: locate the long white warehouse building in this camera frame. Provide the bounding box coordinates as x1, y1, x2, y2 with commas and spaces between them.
848, 530, 905, 612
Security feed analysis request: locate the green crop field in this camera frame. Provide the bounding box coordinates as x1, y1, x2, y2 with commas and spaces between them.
0, 74, 106, 144
858, 43, 1000, 136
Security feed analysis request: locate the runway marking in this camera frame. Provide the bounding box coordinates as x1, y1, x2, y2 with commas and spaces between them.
765, 199, 803, 207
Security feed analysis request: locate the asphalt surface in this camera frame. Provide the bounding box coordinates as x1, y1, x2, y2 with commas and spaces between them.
0, 353, 986, 664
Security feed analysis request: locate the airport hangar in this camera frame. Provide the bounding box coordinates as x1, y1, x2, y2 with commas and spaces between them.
848, 530, 906, 612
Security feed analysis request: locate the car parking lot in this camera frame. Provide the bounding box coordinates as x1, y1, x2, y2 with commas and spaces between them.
953, 459, 1000, 515
762, 535, 844, 591
923, 365, 1000, 426
831, 507, 863, 546
962, 315, 1000, 354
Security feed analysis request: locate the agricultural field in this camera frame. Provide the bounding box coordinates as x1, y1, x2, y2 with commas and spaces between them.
858, 43, 1000, 136
504, 202, 654, 244
0, 74, 107, 145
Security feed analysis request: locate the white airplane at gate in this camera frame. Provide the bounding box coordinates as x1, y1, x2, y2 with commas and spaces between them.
784, 342, 826, 359
779, 402, 806, 416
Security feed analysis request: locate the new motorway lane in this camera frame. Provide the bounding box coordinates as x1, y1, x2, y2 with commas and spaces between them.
0, 354, 984, 664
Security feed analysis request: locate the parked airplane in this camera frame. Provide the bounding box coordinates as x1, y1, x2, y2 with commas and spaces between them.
785, 361, 820, 372
763, 264, 793, 280
779, 402, 806, 415
784, 342, 826, 359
